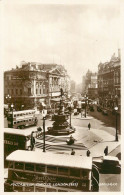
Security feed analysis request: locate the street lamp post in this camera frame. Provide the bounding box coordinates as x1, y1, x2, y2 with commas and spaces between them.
68, 102, 73, 128
69, 106, 72, 128
114, 106, 118, 141
42, 108, 47, 152
11, 103, 14, 128
85, 95, 88, 118
6, 94, 11, 110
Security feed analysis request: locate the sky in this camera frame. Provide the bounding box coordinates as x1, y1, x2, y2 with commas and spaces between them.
1, 0, 122, 83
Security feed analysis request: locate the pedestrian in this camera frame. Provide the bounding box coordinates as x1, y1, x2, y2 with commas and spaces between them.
104, 146, 108, 156
88, 123, 91, 130
71, 149, 75, 155
86, 150, 90, 157
31, 134, 35, 151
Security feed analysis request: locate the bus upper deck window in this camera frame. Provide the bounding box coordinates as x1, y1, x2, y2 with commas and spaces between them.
17, 121, 20, 123
70, 168, 80, 178
14, 115, 16, 117
58, 167, 69, 176
15, 162, 24, 170
82, 170, 88, 178
20, 114, 22, 116
47, 166, 57, 174
9, 161, 13, 168
36, 164, 45, 172
25, 163, 34, 171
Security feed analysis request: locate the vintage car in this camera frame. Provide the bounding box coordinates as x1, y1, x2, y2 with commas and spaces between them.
93, 156, 121, 174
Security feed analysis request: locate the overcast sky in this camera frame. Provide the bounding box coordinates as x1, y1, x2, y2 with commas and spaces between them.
1, 1, 121, 83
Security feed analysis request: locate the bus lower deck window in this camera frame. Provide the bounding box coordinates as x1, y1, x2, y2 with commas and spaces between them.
25, 163, 34, 171
58, 167, 68, 176
36, 164, 45, 172
70, 168, 80, 177
15, 162, 24, 170
47, 166, 57, 174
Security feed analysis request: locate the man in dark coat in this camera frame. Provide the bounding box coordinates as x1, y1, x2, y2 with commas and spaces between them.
88, 123, 91, 130
71, 149, 75, 155
86, 150, 91, 157
104, 146, 108, 156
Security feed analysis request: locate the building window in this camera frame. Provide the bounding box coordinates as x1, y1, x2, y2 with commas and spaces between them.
11, 89, 13, 95
36, 89, 38, 94
20, 89, 22, 95
8, 89, 9, 94
28, 88, 31, 95
16, 89, 18, 95
40, 89, 41, 94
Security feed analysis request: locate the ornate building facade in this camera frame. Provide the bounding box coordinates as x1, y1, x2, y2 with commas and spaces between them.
88, 73, 98, 99
98, 49, 121, 111
82, 70, 98, 99
4, 62, 70, 110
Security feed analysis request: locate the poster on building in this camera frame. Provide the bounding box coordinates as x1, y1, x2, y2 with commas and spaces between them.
0, 0, 124, 194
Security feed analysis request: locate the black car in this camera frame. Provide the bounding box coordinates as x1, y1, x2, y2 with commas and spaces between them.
93, 156, 121, 174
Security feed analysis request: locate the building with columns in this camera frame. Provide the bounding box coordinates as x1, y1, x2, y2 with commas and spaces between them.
4, 62, 70, 110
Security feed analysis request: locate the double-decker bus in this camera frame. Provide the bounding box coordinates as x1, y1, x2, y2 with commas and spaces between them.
5, 150, 99, 192
4, 128, 42, 163
7, 110, 38, 129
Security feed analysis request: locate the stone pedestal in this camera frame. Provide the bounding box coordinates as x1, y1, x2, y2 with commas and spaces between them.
48, 100, 75, 136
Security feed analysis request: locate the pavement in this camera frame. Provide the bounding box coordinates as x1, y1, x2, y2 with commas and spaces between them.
35, 125, 121, 158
